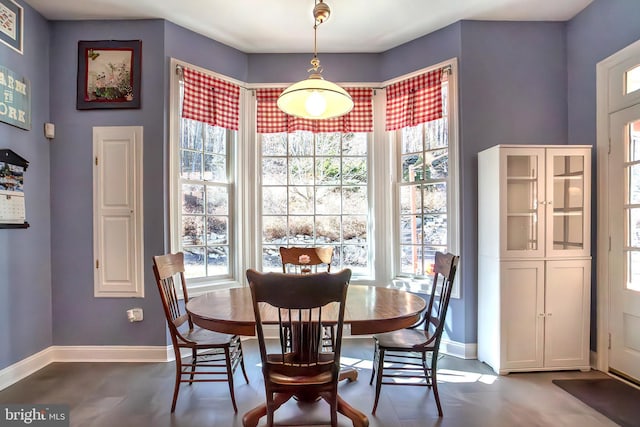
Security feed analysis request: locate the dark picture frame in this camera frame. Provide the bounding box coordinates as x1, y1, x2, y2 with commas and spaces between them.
0, 0, 23, 55
76, 40, 142, 110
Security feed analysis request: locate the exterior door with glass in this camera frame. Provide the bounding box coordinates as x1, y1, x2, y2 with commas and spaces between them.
609, 104, 640, 382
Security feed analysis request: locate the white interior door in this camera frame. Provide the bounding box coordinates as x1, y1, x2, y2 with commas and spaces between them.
609, 104, 640, 381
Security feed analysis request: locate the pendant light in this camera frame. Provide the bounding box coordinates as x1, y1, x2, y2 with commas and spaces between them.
277, 0, 354, 120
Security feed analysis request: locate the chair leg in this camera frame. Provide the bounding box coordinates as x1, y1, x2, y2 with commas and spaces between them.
171, 353, 182, 413
225, 347, 238, 413
189, 348, 197, 384
430, 351, 443, 417
238, 340, 250, 384
422, 351, 432, 387
369, 341, 378, 385
372, 348, 385, 414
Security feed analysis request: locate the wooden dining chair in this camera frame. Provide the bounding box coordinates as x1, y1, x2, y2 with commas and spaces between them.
369, 251, 459, 416
279, 246, 334, 274
279, 246, 336, 351
152, 252, 249, 413
246, 268, 352, 427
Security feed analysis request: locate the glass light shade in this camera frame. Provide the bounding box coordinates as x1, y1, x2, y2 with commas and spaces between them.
277, 77, 354, 120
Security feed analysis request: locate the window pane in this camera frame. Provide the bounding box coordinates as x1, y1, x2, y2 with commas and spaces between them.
401, 124, 423, 154
288, 216, 314, 244
263, 158, 287, 185
342, 245, 368, 275
204, 125, 226, 154
289, 131, 313, 156
181, 150, 202, 180
423, 182, 447, 213
182, 215, 205, 245
630, 164, 640, 205
262, 216, 286, 245
262, 245, 282, 272
184, 248, 206, 279
289, 158, 314, 185
343, 216, 367, 242
630, 119, 640, 162
207, 216, 227, 245
262, 133, 287, 156
204, 153, 226, 182
343, 158, 367, 185
342, 186, 367, 214
629, 208, 640, 248
289, 186, 314, 214
260, 131, 370, 276
626, 65, 640, 94
316, 186, 341, 214
425, 149, 448, 179
425, 118, 448, 150
343, 133, 367, 156
400, 185, 422, 214
206, 186, 228, 215
400, 215, 422, 245
316, 216, 341, 243
316, 158, 341, 185
182, 184, 204, 214
207, 246, 228, 275
628, 251, 640, 291
423, 214, 447, 245
401, 154, 424, 182
316, 133, 340, 155
181, 119, 203, 150
263, 186, 287, 215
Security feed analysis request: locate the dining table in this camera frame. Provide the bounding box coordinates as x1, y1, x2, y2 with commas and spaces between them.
186, 284, 426, 427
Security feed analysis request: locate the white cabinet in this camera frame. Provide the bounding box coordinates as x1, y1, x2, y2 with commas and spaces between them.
477, 145, 591, 375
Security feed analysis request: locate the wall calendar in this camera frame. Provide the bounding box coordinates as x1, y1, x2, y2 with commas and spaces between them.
0, 149, 28, 228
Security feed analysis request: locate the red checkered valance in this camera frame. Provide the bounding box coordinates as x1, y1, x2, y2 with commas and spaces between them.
256, 87, 373, 134
385, 69, 443, 131
181, 67, 240, 131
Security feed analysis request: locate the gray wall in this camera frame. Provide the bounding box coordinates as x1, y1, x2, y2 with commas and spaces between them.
48, 20, 168, 346
0, 3, 51, 367
566, 0, 640, 348
3, 0, 640, 370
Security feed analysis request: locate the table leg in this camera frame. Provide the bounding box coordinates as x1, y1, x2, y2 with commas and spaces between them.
337, 394, 369, 427
242, 392, 292, 427
339, 366, 358, 382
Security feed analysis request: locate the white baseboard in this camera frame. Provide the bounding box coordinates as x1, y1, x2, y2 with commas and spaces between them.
52, 345, 169, 363
0, 338, 478, 391
0, 346, 169, 392
0, 347, 56, 391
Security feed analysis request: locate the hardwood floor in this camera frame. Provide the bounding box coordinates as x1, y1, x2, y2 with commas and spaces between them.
0, 338, 617, 427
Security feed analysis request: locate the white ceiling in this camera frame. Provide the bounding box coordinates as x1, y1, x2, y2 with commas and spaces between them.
22, 0, 593, 54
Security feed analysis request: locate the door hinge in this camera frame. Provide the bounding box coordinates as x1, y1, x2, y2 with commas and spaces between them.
608, 138, 611, 155
609, 236, 612, 251
95, 156, 98, 166
96, 260, 99, 269
608, 333, 611, 350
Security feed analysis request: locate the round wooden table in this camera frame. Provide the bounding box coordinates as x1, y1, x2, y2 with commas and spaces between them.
187, 284, 426, 427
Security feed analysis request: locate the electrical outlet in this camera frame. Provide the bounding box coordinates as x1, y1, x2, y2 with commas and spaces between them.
126, 308, 143, 322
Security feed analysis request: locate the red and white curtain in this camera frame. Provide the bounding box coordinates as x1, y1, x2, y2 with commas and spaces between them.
256, 87, 374, 134
181, 67, 240, 131
385, 69, 443, 131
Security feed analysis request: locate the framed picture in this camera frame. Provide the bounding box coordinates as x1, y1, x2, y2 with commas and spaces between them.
0, 0, 23, 55
76, 40, 142, 110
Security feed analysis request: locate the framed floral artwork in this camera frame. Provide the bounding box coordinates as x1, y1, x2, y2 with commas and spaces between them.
76, 40, 142, 110
0, 0, 23, 55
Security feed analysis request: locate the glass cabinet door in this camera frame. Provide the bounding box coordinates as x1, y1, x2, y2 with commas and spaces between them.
546, 148, 591, 257
502, 148, 546, 258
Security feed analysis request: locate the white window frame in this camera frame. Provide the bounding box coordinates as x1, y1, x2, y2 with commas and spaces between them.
169, 58, 249, 295
386, 59, 460, 297
169, 58, 459, 295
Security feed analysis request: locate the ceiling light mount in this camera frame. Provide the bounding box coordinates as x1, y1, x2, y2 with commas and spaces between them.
277, 0, 354, 120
